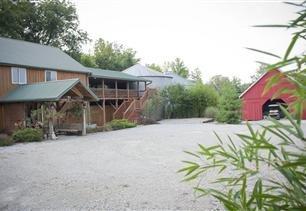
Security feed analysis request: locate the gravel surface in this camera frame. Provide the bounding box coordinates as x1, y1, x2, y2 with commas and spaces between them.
0, 119, 305, 210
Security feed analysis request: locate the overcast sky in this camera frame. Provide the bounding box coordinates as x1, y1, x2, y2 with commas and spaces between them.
71, 0, 305, 83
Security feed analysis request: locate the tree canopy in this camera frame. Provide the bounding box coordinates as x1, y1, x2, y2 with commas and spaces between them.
165, 58, 189, 78
93, 38, 140, 71
146, 63, 163, 72
0, 0, 89, 60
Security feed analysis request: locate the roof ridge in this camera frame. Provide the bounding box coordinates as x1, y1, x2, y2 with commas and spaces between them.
0, 36, 60, 50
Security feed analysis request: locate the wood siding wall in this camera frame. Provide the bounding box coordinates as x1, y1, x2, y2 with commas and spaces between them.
0, 103, 25, 133
0, 65, 88, 97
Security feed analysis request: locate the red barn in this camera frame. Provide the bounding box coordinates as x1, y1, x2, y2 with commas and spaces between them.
240, 70, 306, 121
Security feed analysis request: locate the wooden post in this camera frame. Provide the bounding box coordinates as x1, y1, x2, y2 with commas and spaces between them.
82, 102, 86, 136
48, 103, 57, 140
102, 79, 105, 99
127, 81, 130, 99
103, 99, 106, 126
137, 81, 139, 98
115, 80, 118, 108
144, 82, 147, 91
41, 104, 44, 124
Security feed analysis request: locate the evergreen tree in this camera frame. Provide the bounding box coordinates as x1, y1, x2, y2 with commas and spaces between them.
216, 84, 241, 124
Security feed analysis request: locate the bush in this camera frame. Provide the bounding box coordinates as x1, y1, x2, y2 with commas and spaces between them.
0, 136, 15, 147
12, 128, 43, 142
107, 119, 136, 130
216, 84, 241, 124
189, 83, 219, 117
142, 92, 164, 123
204, 106, 218, 119
161, 84, 219, 119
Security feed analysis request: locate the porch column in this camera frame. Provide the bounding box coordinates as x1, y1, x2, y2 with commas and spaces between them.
127, 81, 130, 99
144, 82, 147, 91
82, 101, 87, 136
103, 99, 106, 125
137, 81, 139, 98
115, 80, 118, 108
48, 103, 57, 140
102, 79, 105, 98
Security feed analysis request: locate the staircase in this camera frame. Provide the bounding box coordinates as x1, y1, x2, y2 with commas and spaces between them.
113, 89, 155, 123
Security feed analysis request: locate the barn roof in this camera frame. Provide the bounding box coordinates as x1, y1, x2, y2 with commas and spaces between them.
0, 79, 98, 103
0, 37, 90, 74
123, 64, 172, 78
239, 69, 281, 98
88, 67, 150, 82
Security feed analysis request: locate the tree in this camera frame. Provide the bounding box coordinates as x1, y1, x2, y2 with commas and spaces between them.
190, 68, 203, 83
250, 64, 267, 82
208, 75, 231, 93
94, 38, 140, 71
189, 83, 218, 117
216, 84, 241, 124
0, 0, 89, 60
79, 53, 96, 68
146, 63, 163, 72
167, 58, 189, 78
231, 77, 250, 94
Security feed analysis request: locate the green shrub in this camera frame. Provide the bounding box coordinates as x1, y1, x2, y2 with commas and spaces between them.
12, 128, 43, 142
107, 119, 136, 130
142, 92, 164, 123
216, 84, 241, 124
0, 136, 15, 147
204, 106, 218, 119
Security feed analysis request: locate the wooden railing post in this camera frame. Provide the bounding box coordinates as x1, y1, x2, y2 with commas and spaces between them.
127, 81, 130, 99
102, 79, 105, 99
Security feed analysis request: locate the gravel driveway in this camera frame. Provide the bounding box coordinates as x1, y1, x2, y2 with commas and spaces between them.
0, 119, 304, 210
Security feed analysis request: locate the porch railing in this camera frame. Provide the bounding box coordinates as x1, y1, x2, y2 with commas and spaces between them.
90, 88, 139, 99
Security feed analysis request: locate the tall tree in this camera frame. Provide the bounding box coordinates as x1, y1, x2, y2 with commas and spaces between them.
190, 68, 203, 83
167, 58, 189, 78
94, 38, 140, 71
79, 53, 96, 68
250, 64, 267, 82
0, 0, 89, 60
208, 75, 231, 93
146, 63, 163, 72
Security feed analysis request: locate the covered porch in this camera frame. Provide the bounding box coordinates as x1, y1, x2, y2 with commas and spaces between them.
88, 67, 150, 99
0, 79, 98, 138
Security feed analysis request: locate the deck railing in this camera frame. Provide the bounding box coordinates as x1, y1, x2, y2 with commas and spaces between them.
90, 88, 139, 99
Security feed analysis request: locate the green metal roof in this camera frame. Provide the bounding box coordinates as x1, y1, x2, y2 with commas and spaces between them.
0, 79, 98, 103
88, 67, 150, 82
0, 37, 90, 73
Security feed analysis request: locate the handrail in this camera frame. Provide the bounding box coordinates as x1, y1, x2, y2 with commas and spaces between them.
123, 100, 136, 119
113, 100, 130, 119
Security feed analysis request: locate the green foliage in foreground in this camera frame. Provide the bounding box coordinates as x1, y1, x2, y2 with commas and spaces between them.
12, 128, 43, 142
179, 107, 306, 210
107, 119, 137, 130
180, 2, 306, 209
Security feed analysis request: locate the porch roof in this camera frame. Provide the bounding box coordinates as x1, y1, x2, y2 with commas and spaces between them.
0, 79, 98, 103
88, 67, 150, 82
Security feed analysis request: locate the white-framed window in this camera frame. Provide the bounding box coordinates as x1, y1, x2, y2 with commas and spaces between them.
45, 70, 57, 81
11, 67, 27, 84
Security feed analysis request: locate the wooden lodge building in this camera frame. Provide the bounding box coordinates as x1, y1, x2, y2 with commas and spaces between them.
0, 37, 151, 135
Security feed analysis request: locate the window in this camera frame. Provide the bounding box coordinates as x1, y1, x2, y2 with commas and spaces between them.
45, 70, 57, 81
11, 67, 27, 84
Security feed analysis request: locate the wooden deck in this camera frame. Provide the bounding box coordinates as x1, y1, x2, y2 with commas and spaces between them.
90, 88, 139, 99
